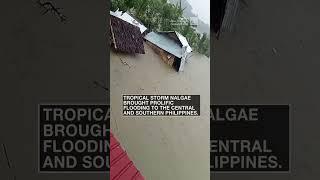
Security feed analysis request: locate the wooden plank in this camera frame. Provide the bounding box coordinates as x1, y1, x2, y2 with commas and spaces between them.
110, 20, 117, 49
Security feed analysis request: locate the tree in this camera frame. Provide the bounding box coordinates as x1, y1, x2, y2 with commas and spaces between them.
111, 0, 210, 57
197, 33, 210, 57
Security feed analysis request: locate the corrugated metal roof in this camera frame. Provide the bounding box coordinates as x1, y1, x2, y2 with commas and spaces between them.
221, 0, 240, 32
110, 11, 117, 17
110, 10, 147, 34
110, 16, 145, 54
110, 132, 145, 180
121, 12, 147, 33
158, 31, 192, 53
175, 32, 193, 53
145, 32, 184, 58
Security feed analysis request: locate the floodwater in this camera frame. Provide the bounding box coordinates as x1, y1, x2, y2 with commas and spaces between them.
110, 43, 210, 180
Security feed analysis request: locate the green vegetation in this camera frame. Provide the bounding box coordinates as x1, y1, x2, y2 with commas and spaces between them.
111, 0, 210, 57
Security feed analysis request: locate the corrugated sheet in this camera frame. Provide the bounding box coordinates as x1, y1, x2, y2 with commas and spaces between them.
212, 0, 227, 34
110, 132, 144, 180
120, 13, 147, 34
145, 32, 184, 58
221, 0, 240, 32
158, 31, 192, 53
110, 16, 145, 54
110, 11, 147, 34
174, 32, 193, 53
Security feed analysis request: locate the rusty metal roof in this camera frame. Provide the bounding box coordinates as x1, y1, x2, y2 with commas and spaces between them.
110, 15, 145, 54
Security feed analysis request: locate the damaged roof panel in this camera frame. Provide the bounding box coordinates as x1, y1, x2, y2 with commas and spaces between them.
175, 32, 192, 53
221, 0, 240, 33
110, 15, 145, 54
110, 10, 147, 34
158, 31, 193, 54
120, 12, 147, 34
145, 32, 184, 58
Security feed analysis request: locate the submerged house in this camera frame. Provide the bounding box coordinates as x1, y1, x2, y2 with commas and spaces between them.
144, 31, 192, 72
110, 11, 145, 54
110, 10, 147, 34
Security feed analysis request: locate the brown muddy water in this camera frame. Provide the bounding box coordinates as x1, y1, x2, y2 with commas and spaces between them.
110, 43, 210, 180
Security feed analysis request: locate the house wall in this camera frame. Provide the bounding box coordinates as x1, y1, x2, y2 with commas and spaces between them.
146, 41, 175, 67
